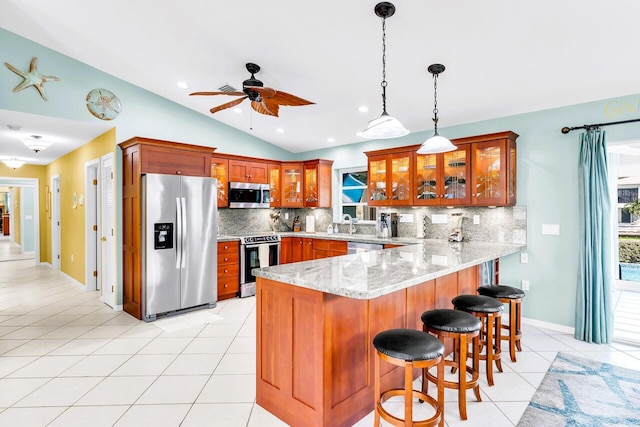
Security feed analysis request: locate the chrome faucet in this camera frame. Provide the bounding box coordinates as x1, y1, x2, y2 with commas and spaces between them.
343, 214, 356, 235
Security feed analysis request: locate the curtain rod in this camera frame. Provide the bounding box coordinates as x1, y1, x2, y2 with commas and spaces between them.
561, 118, 640, 134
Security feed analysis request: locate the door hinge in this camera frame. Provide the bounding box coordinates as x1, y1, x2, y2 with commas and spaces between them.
57, 254, 60, 259
111, 229, 114, 236
93, 225, 98, 231
110, 172, 113, 179
93, 179, 97, 186
93, 270, 98, 277
111, 285, 114, 293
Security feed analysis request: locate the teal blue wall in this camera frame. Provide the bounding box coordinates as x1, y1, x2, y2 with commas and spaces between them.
3, 27, 640, 327
20, 186, 35, 253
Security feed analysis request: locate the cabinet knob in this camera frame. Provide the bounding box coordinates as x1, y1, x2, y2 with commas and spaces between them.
224, 284, 228, 288
224, 257, 229, 262
223, 245, 228, 250
176, 171, 181, 175
224, 269, 228, 273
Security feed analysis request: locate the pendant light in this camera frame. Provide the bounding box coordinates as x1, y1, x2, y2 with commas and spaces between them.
359, 2, 408, 139
417, 64, 456, 154
2, 158, 25, 169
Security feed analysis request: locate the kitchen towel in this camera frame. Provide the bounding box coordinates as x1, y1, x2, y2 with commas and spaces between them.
258, 244, 270, 268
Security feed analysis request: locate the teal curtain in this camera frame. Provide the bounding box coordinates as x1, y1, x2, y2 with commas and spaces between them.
575, 129, 613, 343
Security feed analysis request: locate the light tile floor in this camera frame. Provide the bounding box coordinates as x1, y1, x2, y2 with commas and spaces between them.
1, 249, 640, 426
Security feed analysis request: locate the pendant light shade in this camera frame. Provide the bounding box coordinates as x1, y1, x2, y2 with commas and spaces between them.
22, 135, 51, 153
417, 64, 456, 154
360, 2, 408, 139
2, 158, 25, 169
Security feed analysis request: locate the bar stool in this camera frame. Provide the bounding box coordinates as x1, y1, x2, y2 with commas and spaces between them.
420, 309, 481, 421
452, 295, 503, 386
477, 284, 525, 362
373, 328, 445, 427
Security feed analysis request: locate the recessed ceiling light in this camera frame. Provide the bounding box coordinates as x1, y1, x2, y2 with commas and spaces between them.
232, 108, 242, 114
177, 81, 188, 89
358, 106, 369, 113
327, 137, 335, 143
276, 128, 284, 133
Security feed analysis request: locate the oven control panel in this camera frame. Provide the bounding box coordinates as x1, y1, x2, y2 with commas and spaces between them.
241, 234, 281, 244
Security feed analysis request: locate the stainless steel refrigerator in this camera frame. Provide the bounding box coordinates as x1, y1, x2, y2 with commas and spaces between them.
141, 173, 218, 321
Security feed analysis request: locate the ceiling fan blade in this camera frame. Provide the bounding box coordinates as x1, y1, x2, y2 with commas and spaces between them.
253, 87, 314, 106
189, 91, 246, 97
209, 96, 247, 114
251, 100, 279, 117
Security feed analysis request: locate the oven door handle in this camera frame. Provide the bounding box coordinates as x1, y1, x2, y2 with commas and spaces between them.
243, 243, 280, 249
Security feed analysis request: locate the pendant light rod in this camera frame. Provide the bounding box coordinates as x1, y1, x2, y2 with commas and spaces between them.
428, 64, 445, 135
376, 2, 394, 114
417, 63, 456, 154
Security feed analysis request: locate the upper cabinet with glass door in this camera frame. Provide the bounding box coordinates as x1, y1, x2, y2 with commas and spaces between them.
466, 131, 518, 206
210, 156, 229, 208
281, 162, 304, 208
268, 162, 281, 208
414, 144, 470, 206
303, 159, 333, 208
365, 149, 413, 206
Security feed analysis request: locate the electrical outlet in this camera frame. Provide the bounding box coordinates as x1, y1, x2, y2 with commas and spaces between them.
71, 254, 74, 262
285, 213, 289, 220
473, 215, 480, 225
520, 253, 528, 264
522, 280, 530, 291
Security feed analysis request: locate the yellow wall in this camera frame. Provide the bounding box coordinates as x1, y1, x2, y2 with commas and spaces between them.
45, 128, 116, 285
0, 163, 48, 258
13, 187, 21, 245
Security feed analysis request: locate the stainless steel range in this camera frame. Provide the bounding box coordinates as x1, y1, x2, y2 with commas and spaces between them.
239, 234, 281, 297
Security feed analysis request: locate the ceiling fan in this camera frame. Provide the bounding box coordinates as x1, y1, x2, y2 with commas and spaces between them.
190, 63, 314, 117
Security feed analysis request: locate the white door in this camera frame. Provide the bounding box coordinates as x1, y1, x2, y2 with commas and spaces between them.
85, 160, 100, 291
101, 154, 116, 307
51, 175, 61, 269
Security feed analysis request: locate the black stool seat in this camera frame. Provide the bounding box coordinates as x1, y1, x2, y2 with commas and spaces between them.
453, 295, 503, 313
421, 309, 481, 333
373, 328, 444, 361
477, 285, 525, 299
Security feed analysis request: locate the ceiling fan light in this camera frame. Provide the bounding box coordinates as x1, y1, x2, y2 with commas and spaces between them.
2, 158, 25, 169
359, 112, 409, 139
417, 132, 457, 154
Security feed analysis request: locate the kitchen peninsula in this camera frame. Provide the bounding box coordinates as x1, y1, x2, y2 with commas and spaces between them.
253, 239, 524, 427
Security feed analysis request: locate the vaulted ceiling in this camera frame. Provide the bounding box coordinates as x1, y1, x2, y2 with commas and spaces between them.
1, 0, 640, 164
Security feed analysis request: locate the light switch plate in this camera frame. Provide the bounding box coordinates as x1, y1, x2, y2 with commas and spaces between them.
399, 214, 413, 223
542, 224, 560, 235
473, 215, 480, 225
431, 214, 448, 224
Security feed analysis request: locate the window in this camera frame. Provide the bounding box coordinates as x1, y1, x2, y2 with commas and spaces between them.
338, 167, 375, 222
618, 188, 638, 204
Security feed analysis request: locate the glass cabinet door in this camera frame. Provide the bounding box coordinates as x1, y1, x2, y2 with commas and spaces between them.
390, 154, 411, 205
415, 153, 439, 205
442, 145, 470, 205
304, 164, 318, 207
268, 163, 281, 207
472, 139, 516, 206
282, 163, 303, 207
368, 156, 387, 205
210, 157, 228, 208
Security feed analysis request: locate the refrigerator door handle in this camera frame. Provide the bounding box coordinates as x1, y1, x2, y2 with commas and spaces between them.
180, 197, 187, 269
175, 196, 182, 269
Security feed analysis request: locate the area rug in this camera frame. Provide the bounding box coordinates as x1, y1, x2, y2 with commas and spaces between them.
518, 352, 640, 426
152, 310, 222, 333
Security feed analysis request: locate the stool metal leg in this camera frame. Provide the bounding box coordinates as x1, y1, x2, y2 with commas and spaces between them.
374, 351, 381, 427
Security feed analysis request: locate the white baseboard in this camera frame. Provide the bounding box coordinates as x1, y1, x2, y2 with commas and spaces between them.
39, 262, 52, 267
522, 316, 575, 334
60, 271, 86, 290
113, 305, 123, 311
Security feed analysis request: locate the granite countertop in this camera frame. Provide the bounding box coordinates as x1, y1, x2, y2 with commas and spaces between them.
253, 239, 525, 300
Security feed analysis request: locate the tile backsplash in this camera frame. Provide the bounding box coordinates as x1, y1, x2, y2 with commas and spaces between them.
218, 206, 526, 244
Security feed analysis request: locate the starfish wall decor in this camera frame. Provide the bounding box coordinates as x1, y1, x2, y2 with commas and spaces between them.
4, 57, 60, 101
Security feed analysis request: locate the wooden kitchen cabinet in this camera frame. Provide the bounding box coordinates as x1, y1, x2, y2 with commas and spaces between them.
210, 156, 229, 208
312, 239, 348, 259
414, 144, 471, 206
304, 159, 333, 208
229, 159, 268, 183
290, 236, 313, 262
119, 137, 215, 319
468, 131, 518, 206
365, 149, 413, 206
268, 162, 281, 207
281, 162, 304, 208
218, 241, 240, 300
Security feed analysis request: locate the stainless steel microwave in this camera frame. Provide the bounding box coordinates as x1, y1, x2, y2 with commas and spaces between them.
229, 182, 270, 208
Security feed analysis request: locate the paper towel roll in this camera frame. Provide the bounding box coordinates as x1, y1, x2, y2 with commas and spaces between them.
306, 215, 315, 233
416, 212, 425, 238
